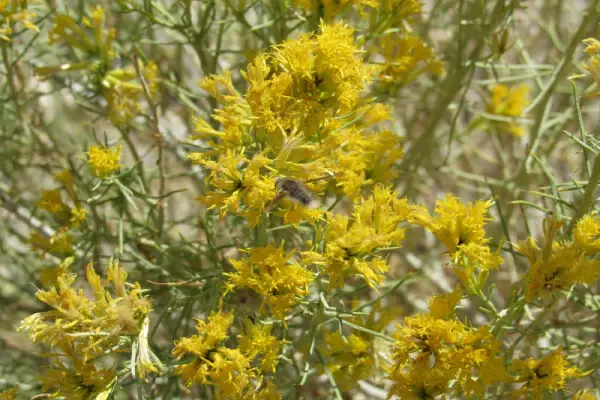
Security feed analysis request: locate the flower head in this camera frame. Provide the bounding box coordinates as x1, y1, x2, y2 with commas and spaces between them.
411, 194, 502, 287
0, 0, 39, 41
224, 244, 313, 320
388, 296, 509, 398
19, 259, 156, 397
583, 38, 600, 89
509, 347, 584, 399
87, 144, 122, 178
518, 217, 600, 300
485, 84, 530, 136
303, 186, 410, 288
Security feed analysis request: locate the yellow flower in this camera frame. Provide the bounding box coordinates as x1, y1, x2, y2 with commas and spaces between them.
69, 206, 87, 227
224, 244, 313, 320
190, 150, 278, 225
173, 312, 278, 399
583, 38, 600, 88
303, 186, 410, 288
320, 331, 376, 391
29, 231, 73, 256
0, 0, 39, 41
573, 213, 600, 253
485, 84, 530, 136
429, 287, 462, 319
509, 347, 585, 399
35, 189, 69, 216
411, 194, 502, 286
173, 311, 234, 362
102, 61, 158, 125
389, 301, 509, 397
38, 360, 116, 400
238, 322, 285, 373
49, 6, 115, 58
40, 256, 75, 287
19, 259, 155, 397
245, 22, 372, 140
87, 144, 122, 178
518, 217, 600, 300
373, 32, 445, 91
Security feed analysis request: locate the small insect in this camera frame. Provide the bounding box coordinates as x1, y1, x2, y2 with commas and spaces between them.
275, 177, 314, 206
267, 173, 336, 212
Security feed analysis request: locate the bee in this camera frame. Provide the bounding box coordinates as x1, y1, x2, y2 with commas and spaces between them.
267, 173, 336, 212
275, 177, 314, 206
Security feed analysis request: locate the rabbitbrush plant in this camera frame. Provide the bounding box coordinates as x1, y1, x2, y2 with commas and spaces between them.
2, 0, 600, 399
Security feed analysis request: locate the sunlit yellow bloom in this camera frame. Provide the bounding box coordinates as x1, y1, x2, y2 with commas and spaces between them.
69, 206, 87, 227
429, 286, 462, 319
35, 189, 69, 216
583, 38, 600, 88
485, 84, 530, 136
303, 186, 410, 288
38, 360, 116, 400
173, 312, 281, 399
509, 347, 584, 399
245, 22, 371, 140
320, 331, 376, 390
173, 311, 234, 362
19, 259, 155, 397
373, 33, 445, 91
190, 150, 278, 225
411, 194, 502, 287
29, 231, 73, 256
102, 61, 158, 125
87, 144, 122, 178
49, 6, 115, 58
238, 321, 285, 373
0, 0, 39, 41
518, 217, 600, 300
573, 213, 600, 253
224, 244, 313, 320
388, 297, 509, 397
40, 256, 75, 287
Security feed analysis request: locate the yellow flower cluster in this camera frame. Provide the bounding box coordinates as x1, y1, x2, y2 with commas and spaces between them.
518, 215, 600, 300
0, 0, 38, 41
411, 194, 502, 289
304, 185, 411, 288
19, 259, 159, 398
224, 244, 314, 320
389, 289, 508, 397
173, 311, 283, 399
510, 347, 585, 399
37, 6, 158, 125
583, 37, 600, 88
87, 144, 122, 178
29, 170, 87, 257
388, 288, 584, 398
190, 22, 404, 224
319, 303, 398, 391
485, 84, 530, 137
372, 32, 445, 92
